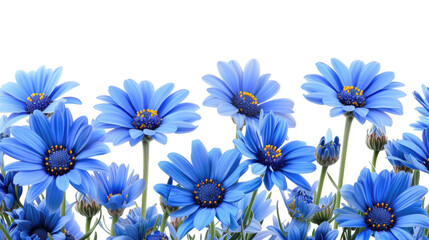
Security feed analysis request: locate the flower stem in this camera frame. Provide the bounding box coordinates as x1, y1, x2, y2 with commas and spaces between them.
242, 189, 257, 227
160, 211, 169, 233
1, 153, 5, 176
371, 150, 380, 173
314, 166, 328, 205
333, 115, 353, 229
0, 219, 11, 240
412, 170, 420, 186
110, 216, 118, 236
210, 221, 215, 240
85, 217, 92, 240
141, 139, 150, 219
61, 192, 66, 232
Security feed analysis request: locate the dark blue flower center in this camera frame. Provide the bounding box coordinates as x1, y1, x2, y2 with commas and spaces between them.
232, 91, 260, 117
132, 109, 162, 130
258, 145, 285, 169
44, 145, 75, 176
146, 231, 169, 240
31, 228, 48, 240
193, 179, 225, 208
25, 93, 51, 113
364, 203, 395, 231
338, 86, 366, 108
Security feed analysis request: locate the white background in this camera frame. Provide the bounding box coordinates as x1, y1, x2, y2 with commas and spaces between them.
1, 1, 429, 239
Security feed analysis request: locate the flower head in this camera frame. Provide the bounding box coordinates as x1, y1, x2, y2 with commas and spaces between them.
0, 103, 110, 211
95, 79, 200, 146
306, 221, 339, 240
0, 171, 22, 211
108, 205, 162, 240
0, 66, 81, 122
93, 163, 144, 217
154, 140, 261, 239
302, 58, 405, 127
396, 128, 429, 174
146, 231, 169, 240
75, 193, 101, 218
234, 112, 315, 191
310, 193, 335, 225
385, 140, 412, 173
203, 59, 295, 129
315, 129, 340, 166
335, 168, 429, 239
411, 85, 429, 131
366, 125, 388, 151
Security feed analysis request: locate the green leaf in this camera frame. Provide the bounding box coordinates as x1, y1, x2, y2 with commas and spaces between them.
327, 172, 339, 191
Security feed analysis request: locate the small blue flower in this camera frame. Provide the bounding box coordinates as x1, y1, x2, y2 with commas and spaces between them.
411, 85, 429, 130
0, 103, 110, 211
202, 59, 295, 129
306, 222, 339, 240
154, 140, 261, 239
95, 79, 200, 146
0, 171, 22, 210
146, 231, 169, 240
335, 168, 429, 239
302, 58, 405, 127
93, 163, 144, 214
0, 66, 81, 123
385, 140, 412, 173
108, 205, 162, 240
254, 218, 308, 240
234, 112, 316, 191
396, 128, 429, 174
315, 129, 340, 166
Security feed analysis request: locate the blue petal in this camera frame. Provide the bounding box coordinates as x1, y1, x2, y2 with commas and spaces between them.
217, 61, 239, 93
190, 140, 210, 180
149, 83, 174, 110
46, 180, 65, 212
193, 208, 216, 230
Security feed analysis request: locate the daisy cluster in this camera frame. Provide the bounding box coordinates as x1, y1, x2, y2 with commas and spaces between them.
0, 59, 427, 240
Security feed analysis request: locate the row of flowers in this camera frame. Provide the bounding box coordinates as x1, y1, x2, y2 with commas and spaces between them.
0, 59, 427, 240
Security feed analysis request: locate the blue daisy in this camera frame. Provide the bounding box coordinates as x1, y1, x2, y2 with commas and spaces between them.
396, 128, 429, 174
202, 59, 295, 129
302, 58, 405, 127
0, 171, 22, 210
0, 66, 81, 123
0, 103, 110, 211
411, 85, 429, 130
335, 168, 429, 239
154, 140, 261, 239
94, 79, 200, 146
233, 112, 316, 191
108, 205, 162, 240
92, 163, 144, 215
385, 140, 412, 173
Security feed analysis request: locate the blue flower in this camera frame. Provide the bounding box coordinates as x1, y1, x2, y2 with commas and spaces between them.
0, 103, 110, 211
9, 200, 72, 240
302, 58, 405, 127
154, 140, 261, 239
233, 112, 316, 191
335, 168, 429, 239
0, 66, 81, 123
396, 128, 429, 174
254, 218, 308, 240
0, 171, 23, 210
306, 222, 339, 240
315, 129, 340, 166
93, 163, 144, 214
385, 140, 412, 173
0, 115, 21, 166
95, 79, 200, 146
411, 85, 429, 130
202, 59, 295, 129
108, 205, 162, 240
146, 231, 169, 240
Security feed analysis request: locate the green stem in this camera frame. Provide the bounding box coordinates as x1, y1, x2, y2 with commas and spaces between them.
371, 150, 380, 173
242, 189, 257, 227
110, 217, 118, 236
210, 221, 215, 240
0, 219, 12, 240
61, 192, 66, 216
1, 153, 5, 176
333, 115, 353, 229
141, 139, 150, 219
85, 217, 92, 240
160, 211, 169, 233
412, 170, 420, 186
314, 166, 328, 205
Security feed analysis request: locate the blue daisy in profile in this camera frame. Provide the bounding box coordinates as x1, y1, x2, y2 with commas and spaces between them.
0, 103, 110, 211
0, 171, 23, 210
233, 112, 316, 191
302, 58, 405, 127
154, 140, 261, 239
385, 140, 412, 173
335, 168, 429, 239
108, 205, 162, 240
202, 59, 295, 129
411, 85, 429, 130
396, 128, 429, 174
92, 163, 144, 216
0, 66, 81, 122
94, 79, 200, 146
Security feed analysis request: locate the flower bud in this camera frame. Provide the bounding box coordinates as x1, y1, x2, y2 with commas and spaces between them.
366, 125, 388, 151
310, 194, 335, 225
315, 129, 341, 166
75, 193, 101, 218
